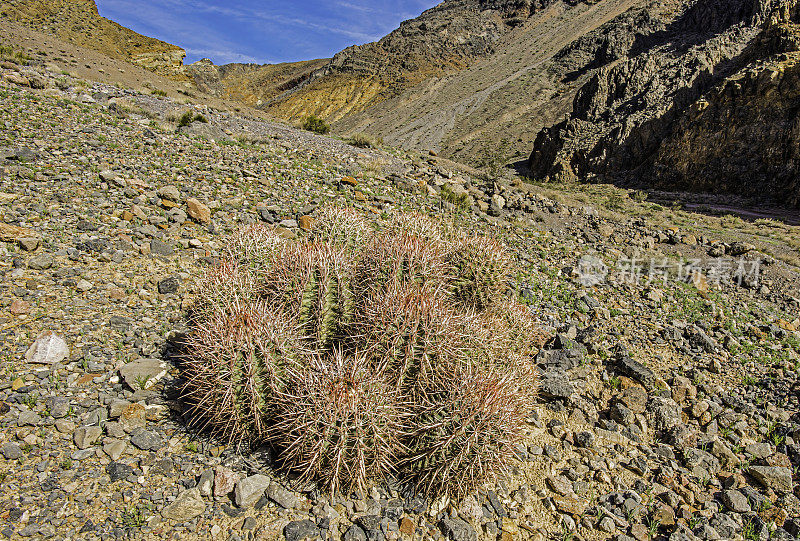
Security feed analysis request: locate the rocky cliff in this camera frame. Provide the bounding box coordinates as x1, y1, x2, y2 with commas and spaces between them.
528, 0, 800, 207
0, 0, 187, 78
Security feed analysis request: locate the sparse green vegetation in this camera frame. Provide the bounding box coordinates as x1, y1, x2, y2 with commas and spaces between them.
177, 110, 208, 127
347, 132, 381, 148
302, 114, 331, 135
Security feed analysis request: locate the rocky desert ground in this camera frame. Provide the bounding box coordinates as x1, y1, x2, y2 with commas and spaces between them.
1, 25, 800, 541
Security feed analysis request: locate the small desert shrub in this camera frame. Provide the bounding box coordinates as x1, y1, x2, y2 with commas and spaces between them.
181, 207, 541, 498
302, 115, 330, 135
177, 110, 207, 127
348, 132, 381, 148
151, 89, 167, 97
440, 184, 472, 211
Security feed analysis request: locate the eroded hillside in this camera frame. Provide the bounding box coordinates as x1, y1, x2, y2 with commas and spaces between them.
0, 0, 187, 78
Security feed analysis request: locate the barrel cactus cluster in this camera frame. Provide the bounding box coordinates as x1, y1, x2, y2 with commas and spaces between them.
180, 206, 542, 498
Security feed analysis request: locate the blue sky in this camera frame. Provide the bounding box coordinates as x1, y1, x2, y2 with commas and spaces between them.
96, 0, 439, 65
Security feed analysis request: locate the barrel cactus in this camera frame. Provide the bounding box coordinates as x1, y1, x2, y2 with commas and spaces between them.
180, 206, 541, 496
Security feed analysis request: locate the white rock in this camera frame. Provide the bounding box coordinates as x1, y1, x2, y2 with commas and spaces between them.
25, 331, 69, 365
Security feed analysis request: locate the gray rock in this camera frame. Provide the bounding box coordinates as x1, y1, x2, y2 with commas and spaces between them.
197, 469, 215, 497
103, 439, 127, 461
574, 431, 595, 448
683, 448, 720, 477
235, 474, 271, 508
440, 516, 478, 541
616, 355, 657, 389
27, 254, 53, 270
748, 465, 793, 494
266, 482, 298, 509
162, 487, 205, 522
539, 370, 573, 400
719, 489, 750, 513
157, 276, 179, 294
45, 396, 70, 418
25, 331, 69, 365
106, 461, 134, 482
74, 426, 102, 449
130, 428, 164, 451
284, 519, 320, 541
119, 358, 168, 390
646, 396, 681, 432
177, 122, 231, 142
344, 525, 367, 541
2, 442, 22, 460
17, 411, 42, 426
149, 239, 174, 256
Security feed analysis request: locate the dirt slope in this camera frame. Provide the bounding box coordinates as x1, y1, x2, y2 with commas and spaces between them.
0, 0, 187, 78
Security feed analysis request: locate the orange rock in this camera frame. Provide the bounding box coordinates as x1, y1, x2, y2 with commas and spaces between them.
341, 176, 358, 186
0, 222, 35, 242
9, 299, 31, 315
186, 198, 211, 223
399, 517, 414, 536
298, 215, 314, 232
120, 210, 134, 221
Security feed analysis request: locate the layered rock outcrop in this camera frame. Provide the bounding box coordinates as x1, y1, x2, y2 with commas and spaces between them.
529, 0, 800, 207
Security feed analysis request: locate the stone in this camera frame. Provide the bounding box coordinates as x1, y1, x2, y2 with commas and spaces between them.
16, 237, 39, 251
25, 331, 69, 365
76, 279, 93, 292
157, 276, 179, 294
539, 370, 573, 400
214, 466, 239, 498
720, 490, 750, 513
106, 461, 134, 482
130, 428, 164, 451
235, 474, 270, 508
103, 439, 127, 461
17, 411, 41, 426
552, 496, 588, 516
399, 517, 415, 536
344, 525, 367, 541
440, 516, 478, 541
119, 358, 168, 390
158, 185, 180, 201
186, 198, 211, 223
298, 215, 314, 231
0, 222, 36, 243
149, 239, 174, 256
266, 482, 298, 509
708, 438, 740, 468
646, 396, 682, 432
119, 403, 147, 433
616, 356, 657, 389
284, 519, 320, 541
748, 465, 793, 494
574, 431, 595, 448
9, 299, 31, 315
27, 254, 53, 270
598, 516, 616, 532
2, 442, 22, 460
162, 487, 205, 522
198, 469, 215, 497
618, 386, 648, 414
74, 426, 102, 449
